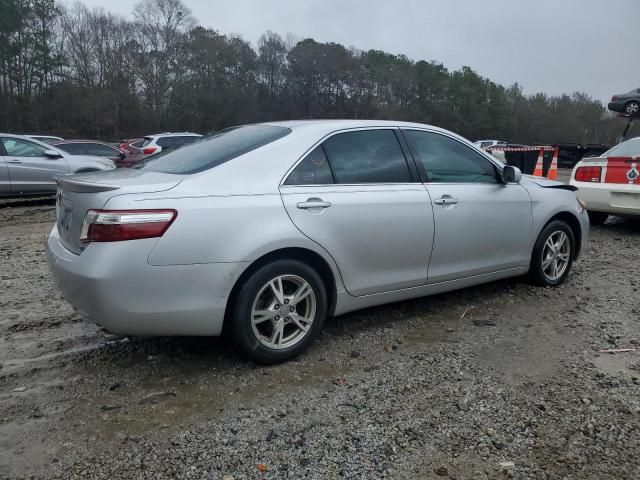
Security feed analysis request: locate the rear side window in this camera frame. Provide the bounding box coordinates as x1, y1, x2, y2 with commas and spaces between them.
85, 143, 118, 157
56, 143, 85, 155
141, 137, 153, 147
321, 130, 411, 184
141, 126, 291, 174
603, 137, 640, 157
403, 130, 498, 183
284, 146, 334, 185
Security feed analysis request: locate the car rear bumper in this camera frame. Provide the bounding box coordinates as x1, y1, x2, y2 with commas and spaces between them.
572, 182, 640, 216
608, 102, 625, 113
46, 225, 248, 336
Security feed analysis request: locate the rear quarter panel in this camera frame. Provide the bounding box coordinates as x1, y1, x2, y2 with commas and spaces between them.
103, 191, 346, 291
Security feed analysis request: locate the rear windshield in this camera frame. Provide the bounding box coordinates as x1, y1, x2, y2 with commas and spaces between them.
139, 126, 291, 174
603, 137, 640, 157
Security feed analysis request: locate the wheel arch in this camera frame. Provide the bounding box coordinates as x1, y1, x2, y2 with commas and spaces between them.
541, 211, 583, 259
223, 247, 339, 333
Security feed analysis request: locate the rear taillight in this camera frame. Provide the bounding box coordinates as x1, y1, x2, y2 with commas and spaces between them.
80, 209, 177, 243
142, 147, 157, 155
574, 166, 602, 183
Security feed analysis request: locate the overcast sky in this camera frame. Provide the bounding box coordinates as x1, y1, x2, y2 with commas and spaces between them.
82, 0, 639, 103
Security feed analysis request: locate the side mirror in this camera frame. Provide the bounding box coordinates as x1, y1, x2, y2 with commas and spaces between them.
502, 165, 522, 183
43, 149, 62, 159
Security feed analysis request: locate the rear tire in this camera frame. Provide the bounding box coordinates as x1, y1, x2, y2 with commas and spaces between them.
625, 101, 640, 115
529, 220, 575, 287
587, 210, 609, 225
230, 259, 327, 364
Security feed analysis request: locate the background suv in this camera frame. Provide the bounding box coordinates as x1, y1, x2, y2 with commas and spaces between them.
139, 132, 202, 155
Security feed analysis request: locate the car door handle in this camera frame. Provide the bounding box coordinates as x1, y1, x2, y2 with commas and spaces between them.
296, 199, 332, 210
434, 196, 459, 205
7, 159, 22, 164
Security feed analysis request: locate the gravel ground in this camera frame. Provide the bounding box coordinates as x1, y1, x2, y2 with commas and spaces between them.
1, 196, 639, 479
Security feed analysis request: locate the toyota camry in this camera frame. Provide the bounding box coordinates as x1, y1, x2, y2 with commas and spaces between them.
47, 120, 589, 363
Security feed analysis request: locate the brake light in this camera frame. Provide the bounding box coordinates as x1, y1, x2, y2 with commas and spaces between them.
574, 166, 602, 183
80, 210, 177, 243
142, 147, 157, 155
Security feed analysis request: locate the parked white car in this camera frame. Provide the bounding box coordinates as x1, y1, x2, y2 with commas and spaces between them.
474, 139, 506, 149
139, 132, 202, 156
569, 136, 640, 224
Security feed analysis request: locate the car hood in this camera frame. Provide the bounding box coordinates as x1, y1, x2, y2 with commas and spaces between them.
522, 175, 578, 191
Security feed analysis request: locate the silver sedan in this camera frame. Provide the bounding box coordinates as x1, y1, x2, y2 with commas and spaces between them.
46, 120, 589, 363
1, 134, 115, 196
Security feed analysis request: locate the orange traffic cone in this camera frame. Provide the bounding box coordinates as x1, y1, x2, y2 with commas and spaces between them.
533, 149, 544, 177
547, 147, 559, 180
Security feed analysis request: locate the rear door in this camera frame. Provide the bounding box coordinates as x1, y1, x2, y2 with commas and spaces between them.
0, 137, 69, 194
402, 129, 532, 283
280, 128, 434, 296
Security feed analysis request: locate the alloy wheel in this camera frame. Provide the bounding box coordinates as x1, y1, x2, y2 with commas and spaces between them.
541, 231, 571, 281
251, 275, 316, 350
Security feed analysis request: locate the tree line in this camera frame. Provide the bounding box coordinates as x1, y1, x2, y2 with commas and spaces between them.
0, 0, 633, 144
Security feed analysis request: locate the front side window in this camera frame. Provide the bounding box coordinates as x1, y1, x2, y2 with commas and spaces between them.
84, 143, 118, 157
1, 138, 48, 157
403, 130, 498, 183
321, 130, 411, 184
284, 146, 334, 185
141, 125, 291, 174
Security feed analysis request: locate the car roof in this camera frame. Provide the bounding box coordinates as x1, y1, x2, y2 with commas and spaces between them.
258, 119, 458, 138
145, 132, 201, 137
53, 139, 111, 144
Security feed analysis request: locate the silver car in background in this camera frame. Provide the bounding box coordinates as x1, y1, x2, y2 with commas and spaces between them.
1, 134, 116, 196
46, 120, 589, 363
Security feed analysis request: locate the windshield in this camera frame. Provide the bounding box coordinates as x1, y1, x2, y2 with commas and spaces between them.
603, 137, 640, 157
139, 125, 291, 174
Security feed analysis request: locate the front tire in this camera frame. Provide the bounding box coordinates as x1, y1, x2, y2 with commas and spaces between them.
529, 220, 575, 286
230, 259, 327, 364
625, 101, 639, 115
587, 210, 609, 225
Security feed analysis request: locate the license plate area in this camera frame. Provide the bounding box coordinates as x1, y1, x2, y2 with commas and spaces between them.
56, 190, 74, 232
610, 192, 640, 209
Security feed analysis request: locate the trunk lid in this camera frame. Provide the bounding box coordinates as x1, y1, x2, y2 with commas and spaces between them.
602, 157, 640, 185
55, 169, 184, 254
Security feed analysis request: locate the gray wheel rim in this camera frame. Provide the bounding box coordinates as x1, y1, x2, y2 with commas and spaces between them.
627, 103, 639, 114
251, 274, 316, 350
541, 231, 571, 281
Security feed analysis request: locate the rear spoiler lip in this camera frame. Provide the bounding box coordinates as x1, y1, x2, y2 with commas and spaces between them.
55, 176, 121, 193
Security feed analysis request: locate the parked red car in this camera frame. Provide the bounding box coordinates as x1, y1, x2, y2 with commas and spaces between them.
117, 138, 147, 167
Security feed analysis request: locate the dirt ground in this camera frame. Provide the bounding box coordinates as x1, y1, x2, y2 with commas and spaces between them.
1, 195, 639, 479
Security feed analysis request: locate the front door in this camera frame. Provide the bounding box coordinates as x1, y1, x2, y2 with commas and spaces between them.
280, 129, 434, 296
402, 129, 533, 283
0, 137, 69, 194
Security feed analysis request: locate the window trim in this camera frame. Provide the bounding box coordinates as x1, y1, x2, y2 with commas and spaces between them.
399, 128, 504, 185
280, 126, 422, 187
